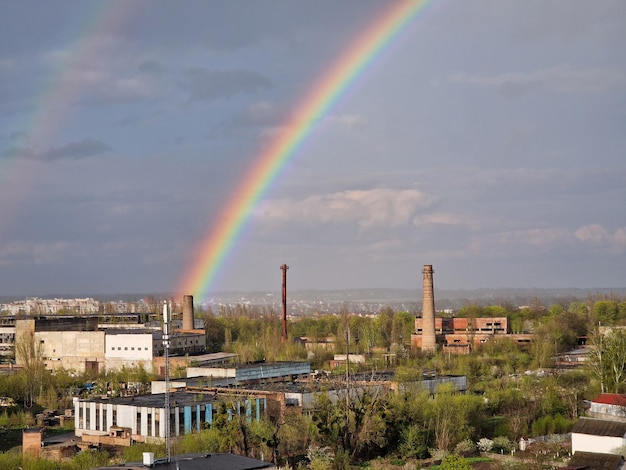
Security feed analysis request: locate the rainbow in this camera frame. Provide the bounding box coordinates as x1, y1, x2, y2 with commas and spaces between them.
179, 0, 436, 299
0, 3, 137, 236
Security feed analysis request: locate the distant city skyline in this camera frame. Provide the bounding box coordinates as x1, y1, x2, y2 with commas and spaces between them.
0, 1, 624, 296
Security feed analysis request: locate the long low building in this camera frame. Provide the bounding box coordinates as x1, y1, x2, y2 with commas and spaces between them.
74, 389, 268, 445
186, 361, 311, 383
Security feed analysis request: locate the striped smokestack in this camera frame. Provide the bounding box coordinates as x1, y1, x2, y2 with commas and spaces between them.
421, 265, 436, 352
182, 295, 194, 330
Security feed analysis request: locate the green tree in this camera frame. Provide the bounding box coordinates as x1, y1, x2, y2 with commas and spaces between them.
587, 327, 626, 393
15, 332, 48, 407
604, 329, 626, 393
427, 383, 485, 452
594, 301, 619, 325
384, 387, 432, 459
277, 408, 315, 465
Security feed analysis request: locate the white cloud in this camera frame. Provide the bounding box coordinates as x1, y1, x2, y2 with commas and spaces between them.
113, 77, 156, 98
413, 212, 471, 227
325, 114, 367, 130
574, 224, 609, 243
256, 188, 434, 230
469, 224, 626, 255
448, 65, 626, 95
614, 228, 626, 250
575, 224, 626, 253
498, 227, 569, 247
0, 241, 70, 265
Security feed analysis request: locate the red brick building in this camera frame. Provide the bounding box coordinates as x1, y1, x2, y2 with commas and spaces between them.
412, 316, 530, 354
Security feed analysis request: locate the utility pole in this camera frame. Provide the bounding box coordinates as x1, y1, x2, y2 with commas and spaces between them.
345, 327, 350, 399
281, 264, 289, 342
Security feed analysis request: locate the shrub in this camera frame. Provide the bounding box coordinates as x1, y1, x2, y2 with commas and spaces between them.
492, 436, 513, 453
454, 439, 476, 456
477, 438, 493, 453
439, 453, 472, 470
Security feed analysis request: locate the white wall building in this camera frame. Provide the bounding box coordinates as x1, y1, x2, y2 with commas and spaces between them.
74, 390, 267, 444
571, 418, 626, 455
105, 332, 155, 371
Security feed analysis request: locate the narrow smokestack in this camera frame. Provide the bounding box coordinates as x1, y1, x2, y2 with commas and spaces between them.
182, 295, 194, 330
421, 265, 436, 352
281, 264, 289, 341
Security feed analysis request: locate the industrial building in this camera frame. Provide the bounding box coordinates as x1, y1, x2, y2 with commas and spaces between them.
411, 265, 533, 353
11, 295, 205, 373
74, 389, 268, 445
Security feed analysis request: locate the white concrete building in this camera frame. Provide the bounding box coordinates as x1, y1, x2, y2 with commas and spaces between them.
105, 332, 155, 371
74, 389, 268, 444
12, 316, 205, 374
571, 418, 626, 455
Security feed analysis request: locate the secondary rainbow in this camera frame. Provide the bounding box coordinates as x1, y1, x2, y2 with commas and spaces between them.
0, 3, 136, 236
179, 0, 436, 299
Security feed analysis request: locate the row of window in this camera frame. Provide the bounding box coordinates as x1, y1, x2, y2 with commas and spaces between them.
111, 346, 149, 351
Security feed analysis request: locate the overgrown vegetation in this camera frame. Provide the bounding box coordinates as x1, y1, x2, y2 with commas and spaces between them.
0, 294, 624, 468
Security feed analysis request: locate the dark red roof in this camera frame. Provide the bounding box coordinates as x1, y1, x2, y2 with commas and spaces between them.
593, 393, 626, 406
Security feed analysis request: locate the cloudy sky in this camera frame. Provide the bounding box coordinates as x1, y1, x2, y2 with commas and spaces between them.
0, 1, 624, 298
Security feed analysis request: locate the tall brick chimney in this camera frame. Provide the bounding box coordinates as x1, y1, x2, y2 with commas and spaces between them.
421, 265, 436, 352
182, 295, 194, 330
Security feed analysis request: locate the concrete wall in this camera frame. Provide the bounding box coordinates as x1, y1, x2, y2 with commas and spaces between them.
572, 432, 625, 454
105, 333, 154, 371
589, 403, 626, 421
38, 330, 105, 373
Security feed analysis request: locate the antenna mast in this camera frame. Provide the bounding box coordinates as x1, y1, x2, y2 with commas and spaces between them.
162, 300, 171, 463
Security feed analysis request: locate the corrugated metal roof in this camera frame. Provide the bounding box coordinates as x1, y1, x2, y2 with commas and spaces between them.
566, 451, 624, 470
572, 417, 626, 437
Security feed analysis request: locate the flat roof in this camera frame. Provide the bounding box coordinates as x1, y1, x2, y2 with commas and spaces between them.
78, 389, 219, 408
93, 452, 274, 470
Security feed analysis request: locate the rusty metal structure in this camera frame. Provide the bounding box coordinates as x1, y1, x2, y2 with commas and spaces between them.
281, 264, 289, 341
